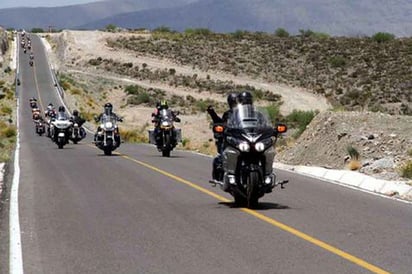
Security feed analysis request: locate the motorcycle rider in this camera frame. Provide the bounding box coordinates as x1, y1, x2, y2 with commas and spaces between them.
94, 102, 122, 145
51, 106, 70, 142
29, 97, 38, 108
70, 109, 87, 139
207, 92, 238, 182
45, 103, 56, 118
151, 100, 180, 146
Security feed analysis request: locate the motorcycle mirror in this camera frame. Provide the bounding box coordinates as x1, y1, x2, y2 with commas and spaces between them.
213, 124, 224, 133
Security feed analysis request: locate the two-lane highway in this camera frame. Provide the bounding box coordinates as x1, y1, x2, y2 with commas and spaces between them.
6, 34, 412, 274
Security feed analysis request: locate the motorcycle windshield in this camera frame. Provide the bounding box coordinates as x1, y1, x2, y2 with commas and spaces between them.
100, 114, 117, 129
159, 109, 174, 125
226, 104, 272, 132
56, 112, 69, 121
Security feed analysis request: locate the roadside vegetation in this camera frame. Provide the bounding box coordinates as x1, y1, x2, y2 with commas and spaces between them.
0, 80, 16, 162
106, 29, 411, 115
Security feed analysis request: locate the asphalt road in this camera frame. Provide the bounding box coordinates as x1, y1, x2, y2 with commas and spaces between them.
5, 34, 412, 274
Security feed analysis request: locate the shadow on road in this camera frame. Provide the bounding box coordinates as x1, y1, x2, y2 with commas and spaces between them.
219, 201, 290, 210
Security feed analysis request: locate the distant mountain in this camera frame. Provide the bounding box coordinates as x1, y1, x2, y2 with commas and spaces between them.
0, 0, 411, 37
0, 0, 197, 30
80, 0, 412, 37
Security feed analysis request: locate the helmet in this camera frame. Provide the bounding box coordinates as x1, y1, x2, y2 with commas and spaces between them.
73, 110, 79, 116
237, 91, 253, 105
104, 103, 113, 115
160, 100, 168, 109
58, 106, 65, 112
227, 93, 238, 109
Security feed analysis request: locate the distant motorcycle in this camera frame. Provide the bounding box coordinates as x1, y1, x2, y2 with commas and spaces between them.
69, 122, 86, 144
50, 116, 72, 149
149, 109, 181, 157
34, 119, 45, 136
94, 114, 122, 155
29, 60, 33, 66
210, 104, 288, 208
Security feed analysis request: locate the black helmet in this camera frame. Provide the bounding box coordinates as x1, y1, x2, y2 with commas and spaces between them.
227, 93, 238, 109
237, 91, 253, 105
58, 106, 65, 112
104, 103, 113, 115
73, 110, 79, 116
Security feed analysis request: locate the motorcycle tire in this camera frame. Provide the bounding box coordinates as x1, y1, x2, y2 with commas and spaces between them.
162, 133, 171, 157
246, 172, 260, 208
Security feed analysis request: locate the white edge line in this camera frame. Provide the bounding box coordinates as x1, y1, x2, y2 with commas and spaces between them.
10, 98, 24, 274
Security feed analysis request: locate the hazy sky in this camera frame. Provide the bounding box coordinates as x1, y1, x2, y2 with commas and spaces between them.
0, 0, 98, 9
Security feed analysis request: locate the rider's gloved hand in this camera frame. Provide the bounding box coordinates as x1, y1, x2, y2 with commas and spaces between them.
207, 105, 214, 113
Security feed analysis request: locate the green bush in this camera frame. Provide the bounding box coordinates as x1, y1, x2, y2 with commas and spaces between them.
372, 32, 395, 43
400, 160, 412, 179
275, 28, 289, 37
127, 92, 152, 105
1, 125, 16, 138
262, 104, 281, 124
285, 110, 316, 138
0, 105, 13, 115
329, 56, 346, 68
347, 145, 360, 160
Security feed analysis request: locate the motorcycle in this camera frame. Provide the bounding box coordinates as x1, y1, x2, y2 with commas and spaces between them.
148, 109, 182, 157
34, 119, 45, 136
94, 114, 122, 155
69, 122, 86, 144
50, 115, 72, 149
29, 60, 33, 66
209, 104, 288, 208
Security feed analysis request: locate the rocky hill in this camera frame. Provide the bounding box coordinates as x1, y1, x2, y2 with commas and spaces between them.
46, 30, 412, 182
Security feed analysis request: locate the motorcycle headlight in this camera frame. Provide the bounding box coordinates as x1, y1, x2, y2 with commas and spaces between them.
238, 142, 250, 152
255, 142, 265, 152
161, 121, 170, 127
104, 122, 113, 128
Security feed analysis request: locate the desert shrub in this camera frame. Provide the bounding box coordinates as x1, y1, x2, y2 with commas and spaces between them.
120, 128, 148, 143
275, 28, 289, 37
346, 145, 361, 170
285, 110, 316, 138
70, 88, 82, 95
4, 66, 11, 73
31, 28, 44, 33
127, 92, 152, 105
400, 161, 412, 179
372, 32, 395, 43
105, 24, 117, 32
88, 58, 102, 66
153, 26, 174, 33
1, 125, 16, 138
329, 56, 346, 68
181, 138, 190, 147
0, 105, 12, 115
125, 85, 143, 95
347, 145, 360, 160
262, 104, 281, 124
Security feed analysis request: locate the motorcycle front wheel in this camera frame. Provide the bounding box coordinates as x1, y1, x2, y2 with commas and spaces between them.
246, 172, 260, 208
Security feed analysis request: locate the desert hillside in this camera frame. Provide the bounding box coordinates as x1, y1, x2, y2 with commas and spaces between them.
45, 30, 412, 182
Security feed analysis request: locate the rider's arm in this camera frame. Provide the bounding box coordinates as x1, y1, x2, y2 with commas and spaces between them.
207, 105, 223, 123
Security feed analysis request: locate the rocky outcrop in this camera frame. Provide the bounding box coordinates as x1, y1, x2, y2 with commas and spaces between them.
277, 111, 412, 181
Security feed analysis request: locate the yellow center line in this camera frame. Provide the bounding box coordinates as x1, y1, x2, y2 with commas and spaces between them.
116, 151, 390, 274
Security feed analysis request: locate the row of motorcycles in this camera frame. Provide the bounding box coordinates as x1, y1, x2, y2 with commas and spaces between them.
30, 99, 86, 149
30, 98, 288, 208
